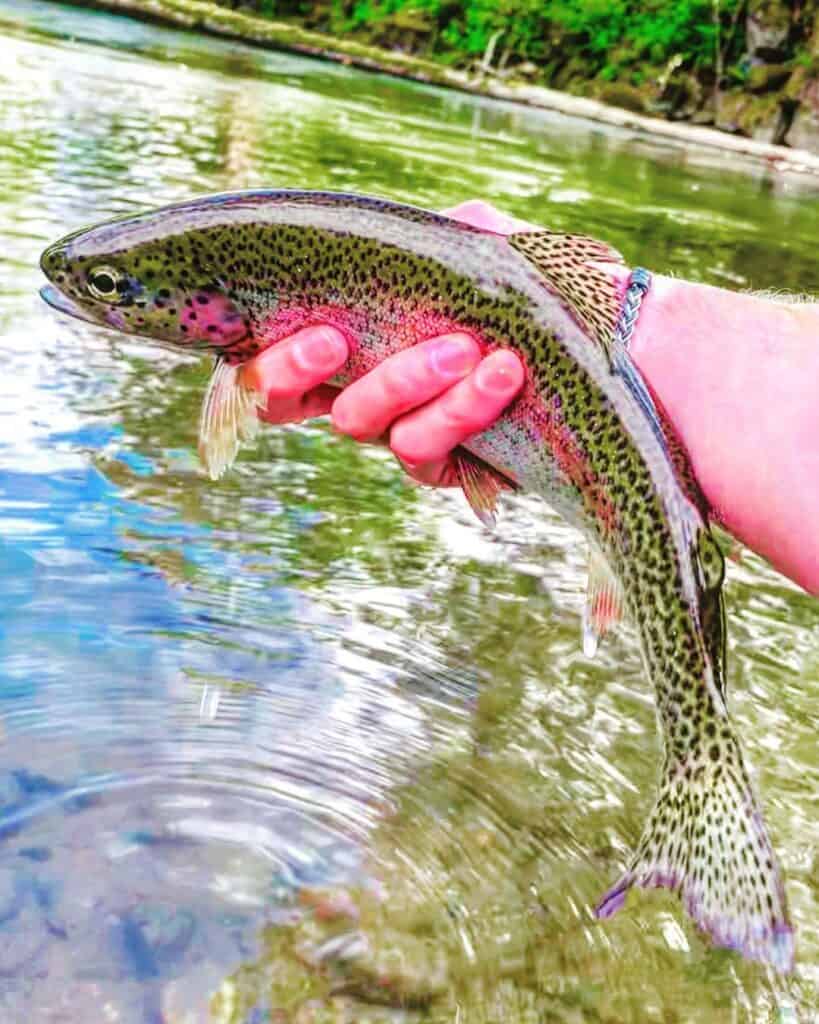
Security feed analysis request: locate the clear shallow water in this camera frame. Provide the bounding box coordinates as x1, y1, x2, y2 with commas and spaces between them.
0, 0, 817, 1019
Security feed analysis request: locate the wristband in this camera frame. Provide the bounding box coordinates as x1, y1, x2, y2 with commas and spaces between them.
611, 268, 663, 444
613, 267, 652, 353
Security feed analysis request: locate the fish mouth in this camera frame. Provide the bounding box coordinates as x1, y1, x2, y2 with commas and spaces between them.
39, 283, 101, 326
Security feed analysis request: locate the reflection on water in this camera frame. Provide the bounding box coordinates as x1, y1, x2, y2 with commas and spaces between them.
0, 0, 817, 1019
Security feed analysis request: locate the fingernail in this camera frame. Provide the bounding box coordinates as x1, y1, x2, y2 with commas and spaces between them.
475, 350, 523, 395
428, 335, 479, 379
293, 327, 347, 372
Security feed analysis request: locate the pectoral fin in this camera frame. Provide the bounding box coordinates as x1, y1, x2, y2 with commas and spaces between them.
582, 548, 623, 657
198, 357, 263, 479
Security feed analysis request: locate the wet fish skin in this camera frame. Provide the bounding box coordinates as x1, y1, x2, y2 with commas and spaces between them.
39, 190, 794, 970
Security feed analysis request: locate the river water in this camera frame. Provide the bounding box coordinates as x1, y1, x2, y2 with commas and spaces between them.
0, 1, 816, 1020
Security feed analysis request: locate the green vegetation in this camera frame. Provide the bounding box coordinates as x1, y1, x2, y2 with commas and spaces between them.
227, 0, 747, 79
207, 0, 819, 145
328, 0, 745, 80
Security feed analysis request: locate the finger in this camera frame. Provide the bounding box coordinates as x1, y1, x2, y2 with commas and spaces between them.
389, 349, 525, 465
242, 325, 348, 399
442, 200, 540, 235
331, 332, 481, 441
257, 384, 340, 425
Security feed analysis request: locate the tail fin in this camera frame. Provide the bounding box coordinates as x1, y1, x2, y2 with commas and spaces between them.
595, 739, 794, 972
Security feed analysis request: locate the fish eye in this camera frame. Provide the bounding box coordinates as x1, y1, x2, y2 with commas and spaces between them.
87, 265, 124, 302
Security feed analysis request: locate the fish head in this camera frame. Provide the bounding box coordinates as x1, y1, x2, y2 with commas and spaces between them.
39, 217, 250, 354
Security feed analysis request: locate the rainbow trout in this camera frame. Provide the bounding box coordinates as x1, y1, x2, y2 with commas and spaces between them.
39, 190, 793, 970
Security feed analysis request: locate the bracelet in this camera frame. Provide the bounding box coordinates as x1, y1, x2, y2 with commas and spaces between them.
613, 267, 652, 353
610, 267, 664, 445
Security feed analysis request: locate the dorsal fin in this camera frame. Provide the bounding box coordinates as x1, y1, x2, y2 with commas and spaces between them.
508, 230, 624, 356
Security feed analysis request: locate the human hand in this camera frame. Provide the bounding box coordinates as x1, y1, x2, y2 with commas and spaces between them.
241, 201, 528, 486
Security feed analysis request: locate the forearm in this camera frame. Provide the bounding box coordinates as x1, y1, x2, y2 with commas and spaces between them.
628, 275, 819, 595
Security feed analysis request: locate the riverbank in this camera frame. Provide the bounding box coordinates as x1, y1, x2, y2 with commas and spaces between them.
63, 0, 819, 178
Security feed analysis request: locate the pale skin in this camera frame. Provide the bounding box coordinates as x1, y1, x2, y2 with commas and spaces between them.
242, 201, 819, 596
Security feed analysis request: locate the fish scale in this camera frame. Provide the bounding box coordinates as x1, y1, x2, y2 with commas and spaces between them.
39, 189, 794, 971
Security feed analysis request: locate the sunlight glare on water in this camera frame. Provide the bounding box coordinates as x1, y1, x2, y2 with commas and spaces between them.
0, 0, 817, 1019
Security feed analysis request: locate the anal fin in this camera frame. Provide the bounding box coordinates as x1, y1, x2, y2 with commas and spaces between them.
582, 548, 623, 657
198, 357, 264, 480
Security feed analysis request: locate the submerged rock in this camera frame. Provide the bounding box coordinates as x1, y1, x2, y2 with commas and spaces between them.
113, 905, 197, 980
0, 867, 23, 925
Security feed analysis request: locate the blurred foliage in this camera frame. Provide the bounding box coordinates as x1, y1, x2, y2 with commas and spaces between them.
224, 0, 750, 85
